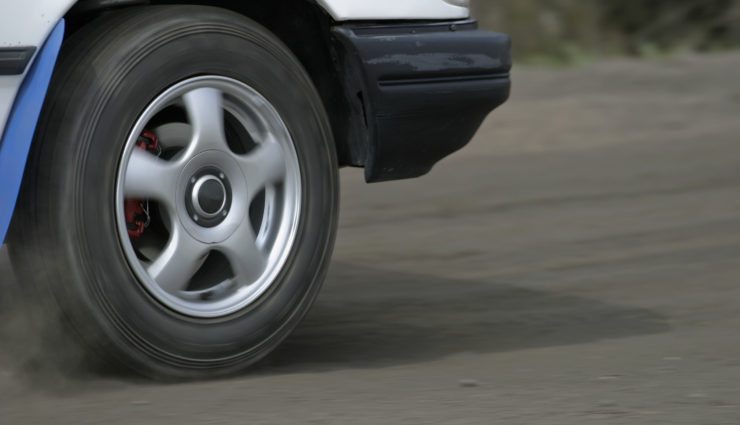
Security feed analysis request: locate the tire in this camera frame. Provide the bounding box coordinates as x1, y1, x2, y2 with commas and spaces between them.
8, 5, 338, 379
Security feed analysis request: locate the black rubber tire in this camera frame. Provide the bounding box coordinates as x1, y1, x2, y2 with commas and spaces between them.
8, 5, 338, 379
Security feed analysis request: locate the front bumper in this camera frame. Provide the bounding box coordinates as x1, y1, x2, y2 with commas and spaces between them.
332, 20, 511, 182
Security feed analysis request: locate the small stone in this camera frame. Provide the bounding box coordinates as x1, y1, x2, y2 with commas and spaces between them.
459, 379, 479, 388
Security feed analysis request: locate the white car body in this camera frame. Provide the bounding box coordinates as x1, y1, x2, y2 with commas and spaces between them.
0, 0, 470, 142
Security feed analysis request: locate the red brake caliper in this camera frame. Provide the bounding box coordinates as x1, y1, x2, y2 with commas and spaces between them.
125, 130, 160, 239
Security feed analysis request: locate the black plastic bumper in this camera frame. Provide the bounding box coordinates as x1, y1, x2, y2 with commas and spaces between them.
332, 20, 511, 182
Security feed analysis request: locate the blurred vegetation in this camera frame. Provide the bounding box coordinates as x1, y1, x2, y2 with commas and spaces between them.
472, 0, 740, 63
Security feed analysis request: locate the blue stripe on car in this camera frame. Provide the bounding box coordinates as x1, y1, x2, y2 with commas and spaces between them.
0, 20, 65, 244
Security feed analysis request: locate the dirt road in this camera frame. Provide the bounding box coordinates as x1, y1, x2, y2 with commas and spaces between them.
1, 52, 739, 424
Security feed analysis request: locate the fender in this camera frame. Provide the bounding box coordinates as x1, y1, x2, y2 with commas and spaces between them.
0, 21, 65, 243
0, 1, 74, 143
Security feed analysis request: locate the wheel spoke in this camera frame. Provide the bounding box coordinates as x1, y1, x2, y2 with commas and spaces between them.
237, 139, 287, 195
153, 122, 192, 149
148, 226, 208, 293
183, 87, 228, 153
218, 222, 267, 286
124, 149, 180, 209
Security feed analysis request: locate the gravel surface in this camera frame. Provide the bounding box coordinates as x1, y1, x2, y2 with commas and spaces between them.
1, 52, 739, 424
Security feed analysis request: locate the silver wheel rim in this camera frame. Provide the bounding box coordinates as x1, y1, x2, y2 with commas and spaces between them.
115, 76, 302, 318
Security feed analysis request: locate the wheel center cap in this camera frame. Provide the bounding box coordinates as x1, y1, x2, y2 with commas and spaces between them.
195, 176, 226, 216
185, 167, 233, 228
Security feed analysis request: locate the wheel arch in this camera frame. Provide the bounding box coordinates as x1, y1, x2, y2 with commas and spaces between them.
64, 0, 357, 167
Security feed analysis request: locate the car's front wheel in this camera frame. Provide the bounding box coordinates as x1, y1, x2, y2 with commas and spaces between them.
9, 5, 338, 379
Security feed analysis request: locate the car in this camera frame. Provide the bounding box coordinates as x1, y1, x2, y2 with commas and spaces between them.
0, 0, 511, 379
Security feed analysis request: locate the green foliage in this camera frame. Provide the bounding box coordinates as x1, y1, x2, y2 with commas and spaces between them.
472, 0, 740, 61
